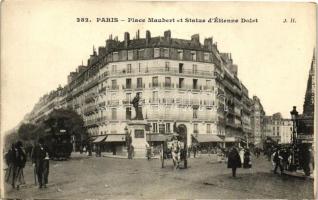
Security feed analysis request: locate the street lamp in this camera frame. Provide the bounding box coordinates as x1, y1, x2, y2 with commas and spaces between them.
290, 106, 298, 144
290, 106, 298, 171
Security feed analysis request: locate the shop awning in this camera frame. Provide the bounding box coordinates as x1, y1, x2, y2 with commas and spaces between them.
146, 134, 171, 142
224, 137, 236, 142
104, 134, 126, 142
194, 134, 223, 143
92, 135, 107, 143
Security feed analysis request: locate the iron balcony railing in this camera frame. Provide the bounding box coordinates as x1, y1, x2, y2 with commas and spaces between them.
108, 66, 217, 78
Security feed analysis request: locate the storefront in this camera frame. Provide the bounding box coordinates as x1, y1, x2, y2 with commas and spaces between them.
192, 134, 223, 153
103, 134, 126, 155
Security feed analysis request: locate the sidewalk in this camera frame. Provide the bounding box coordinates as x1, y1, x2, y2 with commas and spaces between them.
283, 170, 314, 180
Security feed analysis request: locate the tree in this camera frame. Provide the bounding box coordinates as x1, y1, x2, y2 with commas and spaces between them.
18, 123, 37, 141
45, 108, 87, 142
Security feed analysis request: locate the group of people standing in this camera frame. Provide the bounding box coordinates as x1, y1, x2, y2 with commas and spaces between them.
227, 146, 252, 177
5, 138, 50, 190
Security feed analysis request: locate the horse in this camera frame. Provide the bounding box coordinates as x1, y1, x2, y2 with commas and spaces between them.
170, 140, 183, 169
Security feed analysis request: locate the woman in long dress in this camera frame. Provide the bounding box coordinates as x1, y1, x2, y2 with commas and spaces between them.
14, 141, 27, 190
5, 144, 16, 189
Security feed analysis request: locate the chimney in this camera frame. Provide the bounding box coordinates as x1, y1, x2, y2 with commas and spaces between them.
164, 30, 171, 40
204, 37, 213, 49
191, 34, 200, 44
136, 30, 140, 39
146, 30, 151, 45
124, 32, 130, 47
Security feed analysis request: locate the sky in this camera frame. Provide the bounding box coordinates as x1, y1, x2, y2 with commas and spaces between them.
1, 1, 316, 134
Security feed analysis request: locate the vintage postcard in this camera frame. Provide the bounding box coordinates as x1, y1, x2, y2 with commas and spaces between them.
0, 1, 316, 199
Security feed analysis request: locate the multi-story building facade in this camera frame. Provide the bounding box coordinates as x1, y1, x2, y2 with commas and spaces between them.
264, 113, 293, 144
297, 50, 315, 144
250, 96, 266, 145
24, 30, 257, 153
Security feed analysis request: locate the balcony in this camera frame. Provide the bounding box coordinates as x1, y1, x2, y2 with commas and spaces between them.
84, 119, 98, 127
162, 98, 174, 104
162, 83, 174, 90
83, 105, 98, 115
149, 83, 160, 89
107, 85, 119, 91
99, 87, 106, 93
108, 67, 216, 78
203, 85, 214, 91
122, 99, 131, 105
98, 102, 106, 108
149, 98, 160, 104
192, 85, 202, 92
176, 84, 191, 91
84, 94, 95, 104
97, 116, 107, 124
203, 100, 214, 107
107, 100, 119, 106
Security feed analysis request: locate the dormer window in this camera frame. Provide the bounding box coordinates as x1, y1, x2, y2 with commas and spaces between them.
113, 52, 119, 61
177, 50, 183, 60
163, 48, 169, 58
204, 53, 210, 62
154, 48, 160, 58
128, 51, 133, 60
191, 51, 196, 61
138, 49, 144, 59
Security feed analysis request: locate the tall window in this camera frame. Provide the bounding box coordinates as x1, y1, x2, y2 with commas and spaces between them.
166, 123, 171, 133
154, 48, 160, 58
163, 48, 169, 58
111, 108, 117, 120
165, 77, 171, 87
152, 91, 158, 101
126, 93, 131, 102
193, 108, 198, 119
179, 78, 184, 88
206, 80, 212, 90
207, 124, 211, 134
165, 62, 170, 71
152, 76, 158, 87
127, 64, 132, 73
137, 78, 143, 88
113, 52, 119, 61
193, 79, 198, 89
191, 51, 196, 61
152, 123, 158, 133
128, 51, 133, 60
204, 53, 209, 62
138, 63, 142, 72
111, 65, 117, 73
177, 50, 183, 60
179, 63, 183, 73
138, 49, 144, 59
111, 80, 117, 89
126, 107, 131, 120
159, 124, 165, 134
126, 78, 132, 89
192, 64, 198, 74
194, 123, 198, 134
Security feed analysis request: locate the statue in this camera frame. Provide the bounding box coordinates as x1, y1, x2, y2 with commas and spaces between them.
131, 92, 143, 120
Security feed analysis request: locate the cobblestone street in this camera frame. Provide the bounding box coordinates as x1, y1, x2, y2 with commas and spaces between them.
3, 153, 314, 199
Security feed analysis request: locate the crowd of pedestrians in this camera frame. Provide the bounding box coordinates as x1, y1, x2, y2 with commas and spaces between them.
4, 138, 50, 190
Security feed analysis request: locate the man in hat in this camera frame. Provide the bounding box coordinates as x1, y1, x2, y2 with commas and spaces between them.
32, 138, 49, 188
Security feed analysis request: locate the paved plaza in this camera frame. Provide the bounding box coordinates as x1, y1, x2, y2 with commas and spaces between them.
3, 153, 314, 199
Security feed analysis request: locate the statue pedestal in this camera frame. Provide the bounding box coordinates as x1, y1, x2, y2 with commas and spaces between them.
127, 120, 148, 158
